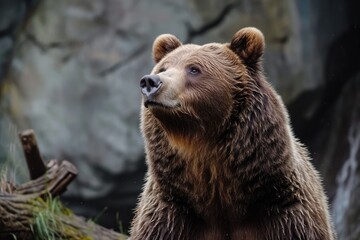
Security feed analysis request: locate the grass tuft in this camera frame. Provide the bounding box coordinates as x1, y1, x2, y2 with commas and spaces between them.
31, 195, 70, 240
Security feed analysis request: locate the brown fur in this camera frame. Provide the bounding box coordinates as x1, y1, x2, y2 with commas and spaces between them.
130, 27, 336, 240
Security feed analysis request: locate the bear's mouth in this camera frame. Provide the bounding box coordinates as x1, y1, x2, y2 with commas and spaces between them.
144, 100, 171, 109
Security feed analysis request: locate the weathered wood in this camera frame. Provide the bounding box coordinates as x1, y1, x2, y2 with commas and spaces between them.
0, 193, 128, 240
15, 159, 78, 197
0, 193, 128, 239
19, 129, 47, 180
0, 129, 129, 240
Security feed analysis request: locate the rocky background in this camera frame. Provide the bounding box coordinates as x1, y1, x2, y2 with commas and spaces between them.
0, 0, 359, 238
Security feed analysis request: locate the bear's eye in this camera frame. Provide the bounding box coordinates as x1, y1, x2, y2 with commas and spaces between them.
158, 67, 166, 73
187, 66, 201, 75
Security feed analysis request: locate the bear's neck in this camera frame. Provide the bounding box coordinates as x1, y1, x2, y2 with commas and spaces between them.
148, 107, 222, 158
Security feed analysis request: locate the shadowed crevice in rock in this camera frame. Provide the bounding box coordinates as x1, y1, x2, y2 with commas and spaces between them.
98, 43, 148, 77
24, 32, 84, 52
0, 0, 40, 83
185, 2, 240, 43
289, 21, 360, 142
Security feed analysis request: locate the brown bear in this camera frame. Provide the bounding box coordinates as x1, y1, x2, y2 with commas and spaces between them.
130, 27, 336, 240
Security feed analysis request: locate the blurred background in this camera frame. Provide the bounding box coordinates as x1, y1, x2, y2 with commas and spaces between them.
0, 0, 359, 238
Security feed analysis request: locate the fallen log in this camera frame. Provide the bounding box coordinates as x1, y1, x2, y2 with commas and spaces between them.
0, 129, 128, 240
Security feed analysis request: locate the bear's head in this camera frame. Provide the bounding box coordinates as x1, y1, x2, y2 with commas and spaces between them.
140, 27, 265, 150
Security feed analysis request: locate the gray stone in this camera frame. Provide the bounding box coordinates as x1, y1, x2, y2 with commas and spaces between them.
329, 75, 360, 240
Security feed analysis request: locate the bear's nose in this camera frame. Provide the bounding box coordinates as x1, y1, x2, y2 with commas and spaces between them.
140, 75, 162, 97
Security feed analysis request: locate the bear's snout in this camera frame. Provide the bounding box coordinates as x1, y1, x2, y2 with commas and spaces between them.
140, 75, 162, 98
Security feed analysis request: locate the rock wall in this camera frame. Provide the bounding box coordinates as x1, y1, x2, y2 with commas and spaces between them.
0, 0, 359, 236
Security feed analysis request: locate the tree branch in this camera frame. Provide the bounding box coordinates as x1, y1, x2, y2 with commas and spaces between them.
0, 129, 129, 240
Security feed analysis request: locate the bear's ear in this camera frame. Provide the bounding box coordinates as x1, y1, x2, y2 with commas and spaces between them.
153, 34, 182, 63
229, 27, 265, 70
